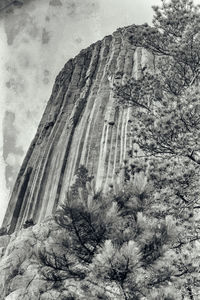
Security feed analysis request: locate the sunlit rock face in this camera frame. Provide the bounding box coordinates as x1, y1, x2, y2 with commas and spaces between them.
3, 25, 154, 233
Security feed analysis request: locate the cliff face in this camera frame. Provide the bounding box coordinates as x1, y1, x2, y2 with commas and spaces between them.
3, 25, 155, 233
0, 25, 156, 300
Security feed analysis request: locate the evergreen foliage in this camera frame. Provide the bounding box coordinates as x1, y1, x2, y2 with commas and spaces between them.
113, 0, 200, 298
39, 1, 200, 299
39, 165, 199, 299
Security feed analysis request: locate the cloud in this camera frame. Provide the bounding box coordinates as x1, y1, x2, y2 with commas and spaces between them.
49, 0, 62, 7
3, 111, 24, 189
42, 28, 50, 44
0, 18, 9, 226
0, 152, 9, 226
6, 153, 18, 166
4, 9, 40, 45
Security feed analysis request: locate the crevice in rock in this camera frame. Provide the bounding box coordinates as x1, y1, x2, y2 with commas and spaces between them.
8, 166, 32, 232
53, 44, 102, 211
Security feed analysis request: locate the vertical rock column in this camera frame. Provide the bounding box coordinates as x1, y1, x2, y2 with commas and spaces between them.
3, 26, 155, 233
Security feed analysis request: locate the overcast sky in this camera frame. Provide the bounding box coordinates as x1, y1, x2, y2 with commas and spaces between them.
0, 0, 175, 225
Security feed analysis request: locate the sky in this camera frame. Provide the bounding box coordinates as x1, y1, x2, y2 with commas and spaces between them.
0, 0, 173, 225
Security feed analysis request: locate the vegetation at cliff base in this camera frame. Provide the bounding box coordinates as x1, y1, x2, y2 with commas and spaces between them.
38, 0, 200, 299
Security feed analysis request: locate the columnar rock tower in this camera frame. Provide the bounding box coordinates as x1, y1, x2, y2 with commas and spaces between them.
3, 26, 154, 233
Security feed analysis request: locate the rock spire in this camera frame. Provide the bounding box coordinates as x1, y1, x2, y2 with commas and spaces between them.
3, 25, 154, 233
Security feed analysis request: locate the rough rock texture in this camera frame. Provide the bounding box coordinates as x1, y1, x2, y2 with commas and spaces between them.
0, 25, 156, 299
0, 220, 51, 300
0, 218, 123, 300
3, 25, 155, 234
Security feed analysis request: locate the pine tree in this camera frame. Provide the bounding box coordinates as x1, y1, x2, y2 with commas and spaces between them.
38, 1, 200, 299
113, 0, 200, 298
39, 164, 200, 299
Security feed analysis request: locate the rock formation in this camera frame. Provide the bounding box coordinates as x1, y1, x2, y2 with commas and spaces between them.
0, 25, 156, 300
0, 217, 124, 299
3, 25, 154, 234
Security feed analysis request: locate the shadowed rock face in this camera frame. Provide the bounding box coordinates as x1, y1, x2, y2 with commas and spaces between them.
3, 25, 155, 233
